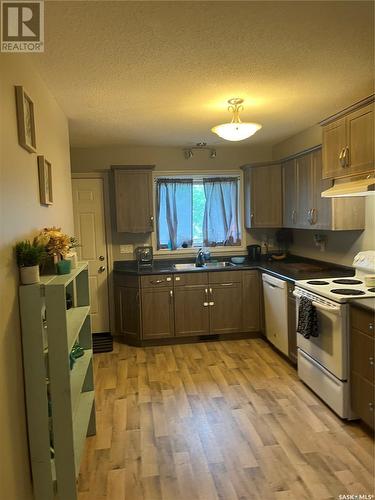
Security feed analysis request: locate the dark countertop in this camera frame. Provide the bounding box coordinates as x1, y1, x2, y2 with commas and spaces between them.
350, 298, 375, 313
113, 255, 354, 284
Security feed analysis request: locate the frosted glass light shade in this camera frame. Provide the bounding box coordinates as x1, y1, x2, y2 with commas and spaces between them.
211, 122, 262, 141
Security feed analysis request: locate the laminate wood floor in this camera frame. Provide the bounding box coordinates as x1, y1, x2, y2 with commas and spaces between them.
78, 339, 375, 500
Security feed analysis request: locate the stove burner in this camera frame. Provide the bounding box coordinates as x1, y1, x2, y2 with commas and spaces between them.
307, 280, 330, 285
332, 278, 363, 285
368, 287, 375, 293
331, 288, 366, 296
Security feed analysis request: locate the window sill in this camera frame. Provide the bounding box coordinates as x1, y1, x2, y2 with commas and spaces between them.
153, 246, 247, 259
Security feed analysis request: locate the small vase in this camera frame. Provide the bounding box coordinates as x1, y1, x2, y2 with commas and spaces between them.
56, 259, 72, 275
20, 265, 40, 285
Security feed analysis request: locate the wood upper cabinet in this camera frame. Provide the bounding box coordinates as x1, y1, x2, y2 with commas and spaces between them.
242, 270, 261, 332
296, 154, 314, 228
112, 166, 155, 233
243, 164, 282, 228
350, 305, 374, 430
282, 148, 365, 231
282, 159, 298, 227
141, 287, 174, 339
321, 97, 374, 179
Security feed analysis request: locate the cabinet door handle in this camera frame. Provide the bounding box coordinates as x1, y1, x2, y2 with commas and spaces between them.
150, 279, 164, 284
369, 402, 374, 412
344, 147, 349, 167
369, 357, 374, 366
149, 215, 154, 227
169, 289, 173, 302
203, 288, 209, 307
209, 287, 214, 306
311, 208, 317, 225
292, 209, 297, 224
339, 148, 345, 167
220, 283, 233, 286
369, 323, 373, 331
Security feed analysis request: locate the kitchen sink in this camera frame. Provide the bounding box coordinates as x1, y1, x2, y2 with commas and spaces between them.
173, 261, 235, 270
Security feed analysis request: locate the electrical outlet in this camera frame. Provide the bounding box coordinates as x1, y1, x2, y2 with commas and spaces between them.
120, 244, 133, 254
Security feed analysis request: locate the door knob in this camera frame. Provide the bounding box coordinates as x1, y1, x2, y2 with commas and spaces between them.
98, 266, 106, 273
99, 255, 105, 261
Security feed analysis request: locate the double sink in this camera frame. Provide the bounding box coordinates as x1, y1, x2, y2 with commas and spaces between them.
173, 261, 236, 271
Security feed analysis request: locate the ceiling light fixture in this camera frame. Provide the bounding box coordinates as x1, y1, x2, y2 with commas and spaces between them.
211, 98, 262, 142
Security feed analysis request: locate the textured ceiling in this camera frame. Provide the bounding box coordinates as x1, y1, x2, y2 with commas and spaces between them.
30, 1, 374, 147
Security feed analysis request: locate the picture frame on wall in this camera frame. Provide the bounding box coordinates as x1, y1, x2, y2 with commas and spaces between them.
15, 86, 37, 153
37, 155, 53, 205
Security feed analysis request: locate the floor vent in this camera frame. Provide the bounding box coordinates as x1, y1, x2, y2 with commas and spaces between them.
92, 332, 113, 353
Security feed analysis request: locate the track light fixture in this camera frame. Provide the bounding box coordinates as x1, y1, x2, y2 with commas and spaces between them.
183, 142, 217, 160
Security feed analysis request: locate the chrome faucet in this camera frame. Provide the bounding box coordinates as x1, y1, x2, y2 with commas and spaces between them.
195, 248, 205, 267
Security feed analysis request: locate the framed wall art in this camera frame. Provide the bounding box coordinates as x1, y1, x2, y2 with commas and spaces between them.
15, 86, 37, 153
37, 155, 53, 205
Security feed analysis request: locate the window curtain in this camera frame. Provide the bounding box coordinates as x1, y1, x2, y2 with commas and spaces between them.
156, 178, 193, 250
203, 177, 241, 246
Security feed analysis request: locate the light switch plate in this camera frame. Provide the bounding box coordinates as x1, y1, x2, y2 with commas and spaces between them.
120, 244, 133, 254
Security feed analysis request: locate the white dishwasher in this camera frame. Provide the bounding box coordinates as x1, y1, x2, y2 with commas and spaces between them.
262, 273, 289, 356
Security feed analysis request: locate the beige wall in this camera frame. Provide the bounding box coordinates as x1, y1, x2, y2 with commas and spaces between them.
272, 124, 375, 266
0, 54, 73, 499
71, 144, 274, 260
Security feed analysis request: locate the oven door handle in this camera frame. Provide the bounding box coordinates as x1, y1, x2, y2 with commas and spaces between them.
293, 291, 341, 315
311, 301, 341, 315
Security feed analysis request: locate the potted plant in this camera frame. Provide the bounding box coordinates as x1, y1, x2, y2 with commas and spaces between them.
35, 227, 72, 275
15, 240, 46, 284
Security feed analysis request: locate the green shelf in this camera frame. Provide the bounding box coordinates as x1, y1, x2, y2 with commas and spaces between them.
73, 390, 95, 476
67, 306, 90, 351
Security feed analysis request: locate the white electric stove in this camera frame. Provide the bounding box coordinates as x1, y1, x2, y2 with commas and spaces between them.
294, 251, 375, 419
295, 251, 375, 303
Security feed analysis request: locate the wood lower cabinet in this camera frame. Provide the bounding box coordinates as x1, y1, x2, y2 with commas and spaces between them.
209, 282, 242, 334
287, 283, 297, 364
350, 305, 374, 430
141, 287, 174, 339
115, 269, 262, 344
242, 271, 261, 332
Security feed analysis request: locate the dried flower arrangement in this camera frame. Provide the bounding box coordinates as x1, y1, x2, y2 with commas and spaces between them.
35, 227, 76, 260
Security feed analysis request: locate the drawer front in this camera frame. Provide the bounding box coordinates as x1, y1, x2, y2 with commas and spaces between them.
351, 372, 375, 430
351, 328, 375, 385
351, 306, 374, 337
141, 274, 173, 288
208, 270, 242, 284
173, 272, 208, 287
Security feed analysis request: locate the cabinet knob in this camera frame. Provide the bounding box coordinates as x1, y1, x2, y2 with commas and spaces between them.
369, 323, 373, 331
175, 276, 181, 281
369, 357, 374, 366
369, 402, 374, 412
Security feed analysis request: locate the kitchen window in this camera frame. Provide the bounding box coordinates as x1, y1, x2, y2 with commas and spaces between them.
155, 174, 242, 251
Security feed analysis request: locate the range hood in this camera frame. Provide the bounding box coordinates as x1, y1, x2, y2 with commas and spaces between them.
322, 176, 375, 198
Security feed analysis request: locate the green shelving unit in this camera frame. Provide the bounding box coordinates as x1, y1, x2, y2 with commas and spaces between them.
19, 262, 96, 500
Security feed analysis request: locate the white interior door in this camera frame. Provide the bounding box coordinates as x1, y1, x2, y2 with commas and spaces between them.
72, 178, 109, 333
